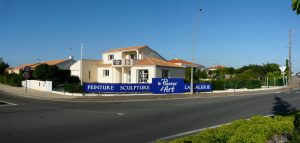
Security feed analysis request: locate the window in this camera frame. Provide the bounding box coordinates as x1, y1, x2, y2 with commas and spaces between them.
88, 70, 91, 79
138, 70, 149, 83
162, 70, 169, 78
130, 54, 136, 59
104, 70, 109, 77
108, 54, 114, 60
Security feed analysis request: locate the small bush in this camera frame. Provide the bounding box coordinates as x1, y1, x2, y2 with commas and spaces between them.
211, 80, 225, 90
160, 115, 295, 143
65, 76, 80, 83
64, 83, 83, 93
0, 74, 23, 87
245, 80, 261, 89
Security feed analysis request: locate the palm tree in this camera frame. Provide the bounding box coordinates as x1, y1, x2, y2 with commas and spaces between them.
292, 0, 300, 15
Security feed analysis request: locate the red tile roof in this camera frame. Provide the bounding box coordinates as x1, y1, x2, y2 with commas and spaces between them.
168, 58, 193, 65
14, 59, 68, 70
208, 65, 225, 70
168, 58, 202, 67
134, 57, 183, 68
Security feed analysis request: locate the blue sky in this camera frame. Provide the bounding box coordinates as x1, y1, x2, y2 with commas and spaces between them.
0, 0, 299, 72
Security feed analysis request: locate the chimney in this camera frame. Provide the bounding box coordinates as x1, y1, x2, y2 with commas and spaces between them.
69, 56, 74, 60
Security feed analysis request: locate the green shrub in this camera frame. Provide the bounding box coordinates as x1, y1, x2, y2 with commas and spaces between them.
65, 76, 80, 83
211, 80, 225, 90
161, 115, 295, 143
245, 80, 261, 89
224, 79, 246, 89
0, 74, 23, 87
64, 83, 83, 93
223, 79, 262, 90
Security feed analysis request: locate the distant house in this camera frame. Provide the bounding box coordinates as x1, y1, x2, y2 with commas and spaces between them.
208, 65, 225, 71
70, 45, 185, 83
168, 58, 207, 71
10, 56, 76, 74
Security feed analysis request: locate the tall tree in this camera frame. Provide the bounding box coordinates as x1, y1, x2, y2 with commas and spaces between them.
292, 0, 300, 15
185, 67, 208, 82
263, 63, 280, 73
0, 58, 9, 74
236, 64, 266, 78
33, 64, 59, 80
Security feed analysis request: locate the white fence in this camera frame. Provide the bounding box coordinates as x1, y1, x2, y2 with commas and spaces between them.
22, 80, 52, 92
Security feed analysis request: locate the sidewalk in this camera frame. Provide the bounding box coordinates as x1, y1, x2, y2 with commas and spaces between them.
0, 83, 296, 102
0, 83, 76, 100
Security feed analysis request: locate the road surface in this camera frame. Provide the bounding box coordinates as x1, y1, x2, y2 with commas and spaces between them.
1, 89, 300, 143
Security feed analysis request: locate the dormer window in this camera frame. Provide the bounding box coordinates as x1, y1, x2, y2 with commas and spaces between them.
108, 54, 114, 60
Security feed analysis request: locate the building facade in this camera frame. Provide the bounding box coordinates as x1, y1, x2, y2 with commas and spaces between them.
71, 45, 185, 83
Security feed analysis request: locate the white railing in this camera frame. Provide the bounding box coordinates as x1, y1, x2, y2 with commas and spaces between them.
113, 59, 137, 66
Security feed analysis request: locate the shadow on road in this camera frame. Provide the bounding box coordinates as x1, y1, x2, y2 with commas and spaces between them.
272, 96, 296, 114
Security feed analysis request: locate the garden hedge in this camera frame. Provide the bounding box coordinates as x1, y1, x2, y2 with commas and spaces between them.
157, 115, 294, 143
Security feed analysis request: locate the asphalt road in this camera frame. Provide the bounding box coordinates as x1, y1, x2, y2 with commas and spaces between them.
1, 89, 300, 143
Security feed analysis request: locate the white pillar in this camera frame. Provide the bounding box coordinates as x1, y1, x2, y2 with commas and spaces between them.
121, 67, 124, 83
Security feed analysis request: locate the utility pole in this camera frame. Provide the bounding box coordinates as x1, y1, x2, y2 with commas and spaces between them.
80, 43, 83, 85
190, 9, 202, 94
288, 30, 292, 84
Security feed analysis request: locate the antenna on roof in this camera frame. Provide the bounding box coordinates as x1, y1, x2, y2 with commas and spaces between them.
174, 54, 178, 59
69, 47, 73, 58
36, 58, 41, 63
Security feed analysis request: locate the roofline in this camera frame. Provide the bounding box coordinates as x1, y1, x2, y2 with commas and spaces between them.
145, 46, 166, 61
80, 59, 102, 61
103, 45, 147, 53
156, 65, 185, 68
132, 65, 184, 68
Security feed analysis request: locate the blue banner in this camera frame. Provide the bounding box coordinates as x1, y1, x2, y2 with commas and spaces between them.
84, 79, 211, 93
151, 78, 185, 94
84, 83, 151, 93
184, 83, 212, 92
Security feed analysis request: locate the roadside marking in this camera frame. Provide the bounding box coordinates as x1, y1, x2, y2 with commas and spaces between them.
150, 114, 274, 143
0, 100, 18, 106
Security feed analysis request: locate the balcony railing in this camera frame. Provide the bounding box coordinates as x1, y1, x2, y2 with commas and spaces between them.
113, 59, 137, 66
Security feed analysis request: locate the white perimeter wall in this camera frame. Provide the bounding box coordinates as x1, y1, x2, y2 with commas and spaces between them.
22, 80, 52, 92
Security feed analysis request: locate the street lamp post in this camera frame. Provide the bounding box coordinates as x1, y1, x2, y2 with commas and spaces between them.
190, 9, 203, 94
80, 43, 83, 85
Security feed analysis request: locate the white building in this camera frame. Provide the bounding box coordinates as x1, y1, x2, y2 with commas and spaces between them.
70, 45, 185, 83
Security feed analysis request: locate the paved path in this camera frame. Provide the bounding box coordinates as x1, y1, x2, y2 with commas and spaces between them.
1, 89, 300, 143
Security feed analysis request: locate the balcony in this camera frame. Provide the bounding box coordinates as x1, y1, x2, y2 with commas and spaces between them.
113, 59, 137, 66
